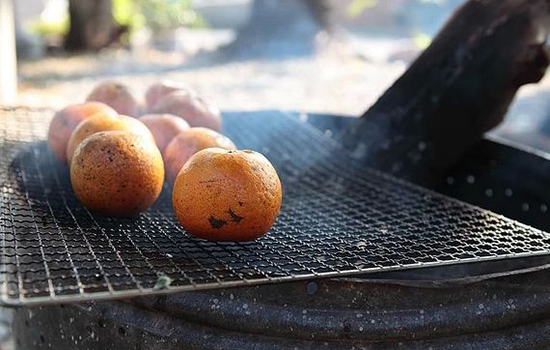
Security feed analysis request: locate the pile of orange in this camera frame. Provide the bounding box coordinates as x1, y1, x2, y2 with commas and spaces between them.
47, 80, 282, 241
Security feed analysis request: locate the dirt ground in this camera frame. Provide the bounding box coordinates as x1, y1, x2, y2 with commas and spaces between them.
14, 30, 550, 154
15, 37, 409, 116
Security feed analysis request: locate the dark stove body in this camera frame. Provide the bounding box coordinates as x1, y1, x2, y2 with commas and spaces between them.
13, 114, 550, 350
306, 114, 550, 232
13, 265, 550, 350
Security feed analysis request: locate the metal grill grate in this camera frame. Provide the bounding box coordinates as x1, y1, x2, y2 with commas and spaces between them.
1, 108, 549, 306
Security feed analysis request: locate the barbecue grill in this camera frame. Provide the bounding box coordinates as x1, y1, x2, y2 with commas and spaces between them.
3, 108, 550, 349
1, 107, 549, 306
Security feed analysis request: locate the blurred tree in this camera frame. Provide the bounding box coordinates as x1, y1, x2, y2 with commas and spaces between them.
136, 0, 205, 33
65, 0, 117, 51
65, 0, 203, 51
224, 0, 337, 59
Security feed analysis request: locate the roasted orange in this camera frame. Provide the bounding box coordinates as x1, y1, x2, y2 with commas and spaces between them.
172, 148, 282, 241
66, 113, 154, 164
70, 131, 164, 217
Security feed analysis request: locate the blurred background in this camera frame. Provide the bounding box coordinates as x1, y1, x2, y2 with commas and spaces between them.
0, 1, 548, 348
5, 0, 550, 150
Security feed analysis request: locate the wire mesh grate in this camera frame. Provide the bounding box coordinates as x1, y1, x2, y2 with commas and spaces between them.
1, 108, 549, 306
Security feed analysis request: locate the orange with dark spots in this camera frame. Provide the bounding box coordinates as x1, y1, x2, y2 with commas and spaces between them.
66, 113, 154, 164
172, 148, 282, 241
70, 131, 164, 217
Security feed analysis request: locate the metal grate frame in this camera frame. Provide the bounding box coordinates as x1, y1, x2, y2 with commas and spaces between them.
1, 108, 549, 307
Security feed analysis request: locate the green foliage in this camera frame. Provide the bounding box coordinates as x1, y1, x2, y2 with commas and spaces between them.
412, 31, 432, 49
134, 0, 206, 32
347, 0, 378, 18
29, 0, 205, 44
113, 0, 206, 32
113, 0, 142, 28
29, 17, 68, 36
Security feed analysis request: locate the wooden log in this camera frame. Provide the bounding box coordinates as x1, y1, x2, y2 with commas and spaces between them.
0, 0, 17, 104
340, 0, 550, 185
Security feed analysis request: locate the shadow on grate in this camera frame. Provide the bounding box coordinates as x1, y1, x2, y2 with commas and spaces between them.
1, 108, 549, 306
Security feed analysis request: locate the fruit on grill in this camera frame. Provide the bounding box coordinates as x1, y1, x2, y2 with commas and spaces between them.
172, 148, 282, 241
163, 128, 236, 184
145, 80, 195, 111
138, 114, 190, 154
86, 81, 140, 117
47, 102, 117, 162
66, 113, 154, 164
151, 91, 222, 131
70, 131, 164, 217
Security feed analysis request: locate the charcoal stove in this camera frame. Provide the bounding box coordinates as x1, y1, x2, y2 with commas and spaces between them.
2, 108, 549, 350
6, 0, 550, 347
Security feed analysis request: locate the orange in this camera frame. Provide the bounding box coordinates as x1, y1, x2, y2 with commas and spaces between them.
145, 80, 195, 110
47, 102, 117, 162
86, 80, 140, 117
151, 91, 222, 131
172, 148, 282, 241
70, 131, 164, 217
138, 114, 190, 153
163, 127, 236, 184
66, 113, 154, 164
